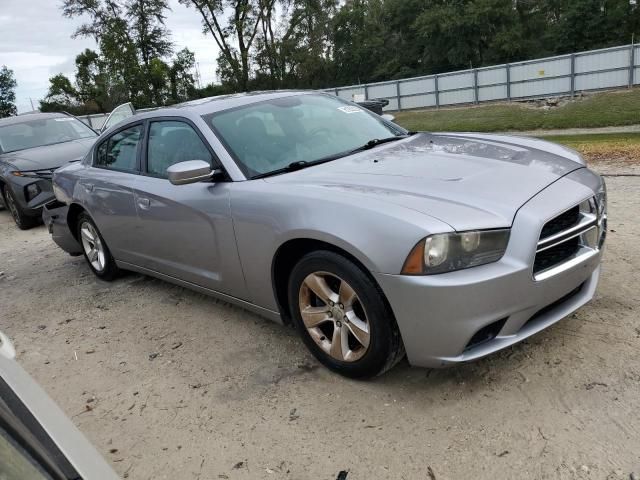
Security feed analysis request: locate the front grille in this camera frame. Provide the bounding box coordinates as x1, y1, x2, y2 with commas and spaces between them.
533, 237, 580, 274
540, 205, 579, 239
533, 199, 600, 279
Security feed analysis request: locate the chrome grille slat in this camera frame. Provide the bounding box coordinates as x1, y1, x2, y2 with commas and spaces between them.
533, 197, 605, 281
536, 213, 597, 252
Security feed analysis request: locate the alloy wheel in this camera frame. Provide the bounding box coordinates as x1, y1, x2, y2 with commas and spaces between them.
4, 189, 20, 225
298, 271, 371, 362
80, 221, 106, 272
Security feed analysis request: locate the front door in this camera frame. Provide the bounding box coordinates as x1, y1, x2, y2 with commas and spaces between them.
129, 119, 246, 299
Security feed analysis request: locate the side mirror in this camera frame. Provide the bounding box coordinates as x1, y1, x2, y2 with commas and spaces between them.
167, 160, 218, 185
381, 113, 396, 123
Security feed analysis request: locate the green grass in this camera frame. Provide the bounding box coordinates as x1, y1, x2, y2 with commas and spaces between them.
535, 132, 640, 166
394, 88, 640, 133
540, 132, 640, 147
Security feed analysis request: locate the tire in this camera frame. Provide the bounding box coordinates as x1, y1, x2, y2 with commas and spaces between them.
288, 250, 405, 379
2, 185, 38, 230
76, 212, 120, 281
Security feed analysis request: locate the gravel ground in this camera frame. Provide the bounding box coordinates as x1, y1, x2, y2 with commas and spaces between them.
1, 172, 639, 480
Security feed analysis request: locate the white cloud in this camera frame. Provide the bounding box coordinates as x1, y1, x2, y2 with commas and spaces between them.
0, 0, 220, 113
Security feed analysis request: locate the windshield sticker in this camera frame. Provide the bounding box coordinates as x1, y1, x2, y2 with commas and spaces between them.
54, 117, 75, 122
337, 106, 363, 114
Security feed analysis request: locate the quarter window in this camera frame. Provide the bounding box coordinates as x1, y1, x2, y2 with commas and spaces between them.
95, 124, 142, 172
146, 121, 212, 178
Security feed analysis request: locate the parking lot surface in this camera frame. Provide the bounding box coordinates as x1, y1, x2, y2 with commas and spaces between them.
1, 174, 638, 480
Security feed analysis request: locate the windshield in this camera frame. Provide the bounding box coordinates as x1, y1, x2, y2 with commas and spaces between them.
204, 94, 405, 178
0, 116, 97, 154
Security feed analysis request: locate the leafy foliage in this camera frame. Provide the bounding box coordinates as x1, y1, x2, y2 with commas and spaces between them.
44, 0, 640, 113
0, 66, 17, 118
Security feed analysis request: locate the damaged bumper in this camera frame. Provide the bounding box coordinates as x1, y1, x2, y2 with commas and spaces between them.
42, 203, 82, 256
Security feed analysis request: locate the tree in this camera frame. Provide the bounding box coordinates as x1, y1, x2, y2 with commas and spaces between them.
169, 48, 197, 103
62, 0, 173, 107
179, 0, 265, 91
253, 0, 338, 89
0, 66, 17, 118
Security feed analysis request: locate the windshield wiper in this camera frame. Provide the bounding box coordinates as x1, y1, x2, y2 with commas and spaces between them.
252, 160, 315, 179
251, 134, 412, 180
348, 134, 410, 154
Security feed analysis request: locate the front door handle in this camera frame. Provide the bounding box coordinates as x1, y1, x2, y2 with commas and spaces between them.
137, 197, 150, 209
84, 183, 94, 192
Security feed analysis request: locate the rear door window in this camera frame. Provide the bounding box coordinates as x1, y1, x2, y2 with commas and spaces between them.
95, 124, 143, 173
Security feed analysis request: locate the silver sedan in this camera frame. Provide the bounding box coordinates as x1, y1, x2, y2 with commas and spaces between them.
44, 91, 606, 378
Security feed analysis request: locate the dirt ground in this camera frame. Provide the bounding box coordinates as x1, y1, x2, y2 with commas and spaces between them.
1, 171, 639, 480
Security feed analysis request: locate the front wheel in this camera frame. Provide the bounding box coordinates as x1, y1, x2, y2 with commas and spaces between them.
77, 213, 120, 281
288, 251, 405, 378
2, 185, 38, 230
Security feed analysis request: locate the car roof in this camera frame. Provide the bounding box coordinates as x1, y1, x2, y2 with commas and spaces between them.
132, 90, 320, 121
0, 112, 68, 127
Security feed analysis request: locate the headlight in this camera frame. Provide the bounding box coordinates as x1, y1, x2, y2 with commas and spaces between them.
25, 183, 41, 201
402, 229, 510, 275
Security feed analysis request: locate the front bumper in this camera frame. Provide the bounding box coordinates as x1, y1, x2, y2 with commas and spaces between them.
376, 169, 605, 368
42, 203, 82, 255
4, 175, 56, 217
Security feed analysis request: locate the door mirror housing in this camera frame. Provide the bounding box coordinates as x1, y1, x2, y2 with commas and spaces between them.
381, 113, 396, 123
167, 160, 219, 185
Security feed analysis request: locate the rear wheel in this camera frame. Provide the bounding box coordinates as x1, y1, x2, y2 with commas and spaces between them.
288, 250, 404, 378
77, 212, 120, 281
2, 185, 37, 230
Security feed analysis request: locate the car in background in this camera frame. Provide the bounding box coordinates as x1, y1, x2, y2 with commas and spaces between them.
0, 104, 135, 230
0, 330, 118, 479
44, 91, 606, 378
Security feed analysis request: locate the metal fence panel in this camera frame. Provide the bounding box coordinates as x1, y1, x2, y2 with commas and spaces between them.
367, 82, 396, 99
477, 67, 506, 86
440, 89, 474, 105
478, 85, 507, 101
576, 70, 629, 90
439, 71, 474, 90
509, 57, 571, 82
575, 47, 628, 72
510, 77, 571, 98
401, 93, 436, 109
400, 77, 435, 96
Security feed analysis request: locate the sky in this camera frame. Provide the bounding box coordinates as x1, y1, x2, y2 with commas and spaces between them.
0, 0, 220, 113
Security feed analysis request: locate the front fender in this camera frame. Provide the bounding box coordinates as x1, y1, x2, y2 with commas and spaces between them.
230, 182, 452, 311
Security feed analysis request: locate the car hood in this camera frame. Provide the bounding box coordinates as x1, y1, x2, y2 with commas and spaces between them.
265, 132, 585, 231
0, 137, 96, 171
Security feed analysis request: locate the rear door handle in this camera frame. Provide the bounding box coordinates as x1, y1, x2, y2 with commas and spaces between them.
84, 183, 94, 192
137, 197, 150, 209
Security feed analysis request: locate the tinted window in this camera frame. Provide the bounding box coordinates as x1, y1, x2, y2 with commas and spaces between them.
0, 117, 96, 154
95, 124, 142, 172
147, 121, 212, 178
204, 94, 404, 178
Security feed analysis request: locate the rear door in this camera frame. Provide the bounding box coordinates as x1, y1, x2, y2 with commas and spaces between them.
80, 122, 143, 264
129, 117, 247, 298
